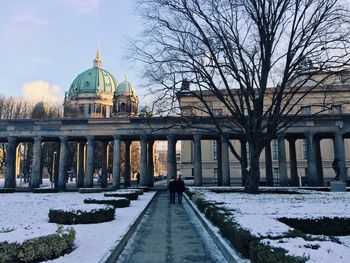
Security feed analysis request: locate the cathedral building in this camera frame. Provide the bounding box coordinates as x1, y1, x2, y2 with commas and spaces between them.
64, 49, 138, 118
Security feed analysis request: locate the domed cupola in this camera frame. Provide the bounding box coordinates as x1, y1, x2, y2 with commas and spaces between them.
64, 49, 118, 118
112, 75, 139, 117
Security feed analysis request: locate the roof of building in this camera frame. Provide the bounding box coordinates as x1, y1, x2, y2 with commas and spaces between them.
68, 50, 118, 96
115, 75, 137, 96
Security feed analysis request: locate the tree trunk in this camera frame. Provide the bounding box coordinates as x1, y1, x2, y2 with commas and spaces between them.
245, 144, 260, 194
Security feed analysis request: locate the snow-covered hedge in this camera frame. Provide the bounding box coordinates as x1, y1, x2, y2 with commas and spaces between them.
104, 191, 138, 200
137, 186, 149, 192
78, 188, 102, 193
186, 190, 308, 263
32, 188, 59, 193
84, 197, 130, 208
49, 204, 115, 224
0, 226, 75, 263
0, 188, 15, 193
124, 188, 144, 195
279, 217, 350, 236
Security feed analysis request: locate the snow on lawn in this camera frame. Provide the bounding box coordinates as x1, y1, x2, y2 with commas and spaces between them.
190, 187, 350, 263
0, 191, 155, 262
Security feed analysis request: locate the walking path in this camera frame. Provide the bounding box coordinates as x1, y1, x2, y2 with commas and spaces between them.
116, 191, 227, 263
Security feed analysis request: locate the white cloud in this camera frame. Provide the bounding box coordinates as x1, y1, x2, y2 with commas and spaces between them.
21, 80, 63, 102
63, 0, 102, 14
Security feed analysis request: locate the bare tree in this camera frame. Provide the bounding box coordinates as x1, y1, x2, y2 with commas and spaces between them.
133, 0, 350, 193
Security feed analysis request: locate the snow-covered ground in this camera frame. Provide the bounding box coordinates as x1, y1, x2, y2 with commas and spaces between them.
0, 191, 155, 262
190, 187, 350, 263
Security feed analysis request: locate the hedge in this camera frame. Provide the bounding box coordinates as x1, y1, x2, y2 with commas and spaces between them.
0, 188, 15, 194
32, 188, 59, 193
137, 186, 149, 192
125, 188, 144, 195
49, 204, 115, 224
186, 191, 308, 263
278, 217, 350, 236
0, 226, 75, 263
84, 197, 130, 208
78, 188, 102, 193
104, 191, 138, 200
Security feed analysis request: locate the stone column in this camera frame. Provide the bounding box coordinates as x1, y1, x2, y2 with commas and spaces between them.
265, 142, 273, 186
334, 130, 346, 183
147, 140, 155, 186
100, 141, 109, 188
221, 136, 230, 186
167, 135, 177, 181
306, 132, 318, 186
58, 136, 68, 191
193, 134, 202, 186
287, 138, 298, 186
112, 136, 121, 189
315, 138, 324, 186
84, 135, 94, 188
278, 134, 288, 186
240, 139, 248, 186
216, 138, 222, 186
31, 136, 42, 189
76, 142, 85, 188
124, 141, 131, 187
139, 136, 148, 186
4, 137, 16, 188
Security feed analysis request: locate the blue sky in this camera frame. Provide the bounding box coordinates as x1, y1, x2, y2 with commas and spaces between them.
0, 0, 145, 102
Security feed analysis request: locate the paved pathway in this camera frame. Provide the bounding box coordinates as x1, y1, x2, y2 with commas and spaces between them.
116, 191, 226, 263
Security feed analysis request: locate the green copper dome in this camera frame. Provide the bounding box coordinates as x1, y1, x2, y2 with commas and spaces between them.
68, 50, 118, 96
116, 79, 137, 96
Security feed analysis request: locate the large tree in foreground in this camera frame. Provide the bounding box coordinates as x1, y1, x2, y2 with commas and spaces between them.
134, 0, 350, 193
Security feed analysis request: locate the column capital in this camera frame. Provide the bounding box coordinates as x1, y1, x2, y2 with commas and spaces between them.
167, 134, 175, 141
286, 137, 297, 143
113, 134, 121, 140
140, 135, 148, 142
7, 136, 16, 144
277, 133, 285, 140
193, 133, 201, 142
59, 136, 68, 143
86, 135, 94, 142
33, 136, 42, 143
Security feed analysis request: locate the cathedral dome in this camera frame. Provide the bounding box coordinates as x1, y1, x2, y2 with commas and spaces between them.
68, 50, 118, 96
115, 79, 137, 96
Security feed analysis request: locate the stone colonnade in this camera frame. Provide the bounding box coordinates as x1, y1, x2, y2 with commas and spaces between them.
2, 128, 348, 189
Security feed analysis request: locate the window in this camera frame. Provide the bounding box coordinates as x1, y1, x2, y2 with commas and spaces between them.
303, 139, 308, 159
96, 104, 101, 113
214, 168, 218, 180
88, 104, 91, 115
212, 109, 223, 117
273, 168, 280, 184
300, 106, 311, 114
213, 140, 217, 160
80, 105, 84, 114
272, 139, 278, 160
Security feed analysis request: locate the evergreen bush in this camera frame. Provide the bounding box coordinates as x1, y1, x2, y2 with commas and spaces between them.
78, 188, 102, 193
0, 227, 75, 263
84, 197, 130, 208
49, 205, 115, 224
104, 192, 138, 200
32, 188, 59, 193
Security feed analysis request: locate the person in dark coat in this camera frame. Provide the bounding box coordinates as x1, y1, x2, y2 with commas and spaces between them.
168, 176, 176, 204
176, 175, 185, 204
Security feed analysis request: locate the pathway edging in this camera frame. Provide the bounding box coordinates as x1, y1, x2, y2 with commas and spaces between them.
184, 194, 247, 263
100, 191, 159, 263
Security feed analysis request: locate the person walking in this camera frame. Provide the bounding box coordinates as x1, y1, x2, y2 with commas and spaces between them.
176, 175, 185, 204
168, 176, 176, 204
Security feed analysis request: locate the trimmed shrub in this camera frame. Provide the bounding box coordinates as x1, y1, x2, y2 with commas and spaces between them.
137, 186, 149, 192
188, 192, 306, 261
125, 188, 144, 195
250, 240, 307, 263
84, 197, 130, 208
32, 188, 59, 193
104, 192, 138, 200
279, 217, 350, 236
78, 188, 102, 193
49, 204, 115, 224
0, 226, 75, 263
0, 188, 15, 194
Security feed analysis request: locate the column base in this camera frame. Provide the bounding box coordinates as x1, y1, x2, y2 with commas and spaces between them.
330, 181, 346, 192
